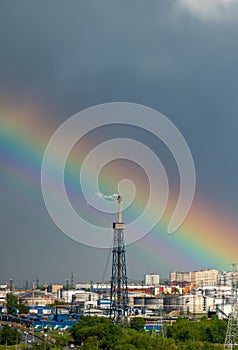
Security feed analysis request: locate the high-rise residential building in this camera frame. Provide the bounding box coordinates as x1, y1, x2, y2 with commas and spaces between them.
191, 269, 219, 287
170, 271, 191, 287
144, 274, 160, 286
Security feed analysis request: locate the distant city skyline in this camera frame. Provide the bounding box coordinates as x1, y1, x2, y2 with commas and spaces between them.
1, 266, 236, 290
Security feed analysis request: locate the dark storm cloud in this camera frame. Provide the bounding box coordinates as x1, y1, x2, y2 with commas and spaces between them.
0, 1, 175, 105
1, 0, 238, 281
1, 0, 237, 116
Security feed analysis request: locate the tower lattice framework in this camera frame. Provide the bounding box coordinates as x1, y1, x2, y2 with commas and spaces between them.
224, 263, 238, 349
110, 196, 128, 322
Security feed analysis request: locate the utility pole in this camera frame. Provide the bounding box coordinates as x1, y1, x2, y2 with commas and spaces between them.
224, 263, 238, 349
110, 196, 128, 322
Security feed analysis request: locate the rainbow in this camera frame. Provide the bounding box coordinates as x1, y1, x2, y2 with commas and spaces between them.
1, 102, 237, 273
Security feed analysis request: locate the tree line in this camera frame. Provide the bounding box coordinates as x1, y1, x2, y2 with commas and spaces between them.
70, 315, 227, 350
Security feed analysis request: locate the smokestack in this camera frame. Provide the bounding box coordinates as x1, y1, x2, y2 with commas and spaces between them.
118, 195, 122, 223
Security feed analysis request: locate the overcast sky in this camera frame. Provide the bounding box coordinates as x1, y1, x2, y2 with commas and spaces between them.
1, 0, 238, 287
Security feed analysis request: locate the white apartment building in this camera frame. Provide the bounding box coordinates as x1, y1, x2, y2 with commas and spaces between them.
191, 269, 219, 288
170, 271, 191, 286
144, 274, 160, 286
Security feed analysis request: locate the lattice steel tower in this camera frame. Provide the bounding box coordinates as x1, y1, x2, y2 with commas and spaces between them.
224, 263, 238, 349
110, 195, 128, 322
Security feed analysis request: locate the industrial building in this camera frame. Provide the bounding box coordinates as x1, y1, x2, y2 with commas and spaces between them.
19, 290, 56, 307
2, 264, 238, 323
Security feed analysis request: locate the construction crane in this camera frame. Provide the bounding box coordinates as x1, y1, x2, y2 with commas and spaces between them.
110, 195, 129, 322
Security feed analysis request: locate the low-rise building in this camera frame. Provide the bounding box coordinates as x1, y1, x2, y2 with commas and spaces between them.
47, 284, 63, 295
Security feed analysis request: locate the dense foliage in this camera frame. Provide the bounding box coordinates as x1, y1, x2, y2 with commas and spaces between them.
166, 317, 227, 344
18, 303, 29, 314
6, 292, 29, 315
6, 293, 18, 315
0, 325, 21, 345
130, 317, 145, 331
70, 315, 227, 350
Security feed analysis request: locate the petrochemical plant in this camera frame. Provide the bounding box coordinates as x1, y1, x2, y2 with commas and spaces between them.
1, 197, 238, 346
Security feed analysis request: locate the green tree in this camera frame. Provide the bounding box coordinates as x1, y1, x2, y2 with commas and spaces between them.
115, 345, 137, 350
70, 314, 226, 350
71, 315, 110, 344
53, 332, 70, 349
98, 322, 123, 349
199, 316, 226, 343
167, 318, 195, 342
152, 336, 177, 350
81, 336, 99, 350
6, 293, 18, 315
130, 331, 152, 350
71, 316, 124, 349
77, 315, 110, 327
130, 317, 145, 331
0, 325, 21, 345
166, 317, 226, 345
7, 293, 30, 315
18, 303, 29, 314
